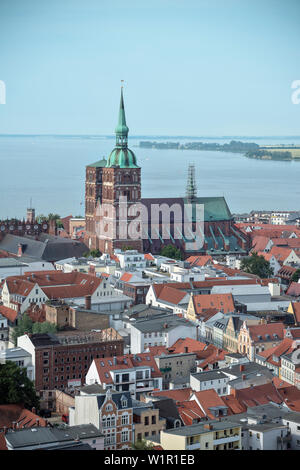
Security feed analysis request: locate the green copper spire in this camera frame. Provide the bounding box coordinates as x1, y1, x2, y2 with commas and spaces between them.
115, 87, 129, 148
106, 87, 139, 168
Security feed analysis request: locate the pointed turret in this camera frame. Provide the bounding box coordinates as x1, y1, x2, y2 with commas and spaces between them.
115, 87, 129, 148
106, 87, 139, 168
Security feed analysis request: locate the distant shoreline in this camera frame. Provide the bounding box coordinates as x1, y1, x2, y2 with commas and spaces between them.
138, 140, 300, 161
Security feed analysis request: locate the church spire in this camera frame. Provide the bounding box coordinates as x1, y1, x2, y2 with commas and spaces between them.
186, 163, 197, 203
115, 85, 129, 148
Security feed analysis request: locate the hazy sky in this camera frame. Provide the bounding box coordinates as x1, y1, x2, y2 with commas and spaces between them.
0, 0, 300, 135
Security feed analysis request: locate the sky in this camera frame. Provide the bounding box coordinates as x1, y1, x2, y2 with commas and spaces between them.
0, 0, 300, 136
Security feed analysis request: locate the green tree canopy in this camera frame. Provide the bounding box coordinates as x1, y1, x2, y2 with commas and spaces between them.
0, 361, 39, 409
131, 439, 155, 450
160, 244, 183, 260
291, 269, 300, 283
83, 249, 101, 258
12, 314, 57, 346
240, 252, 274, 279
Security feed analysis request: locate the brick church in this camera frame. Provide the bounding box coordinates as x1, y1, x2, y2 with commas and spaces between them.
85, 89, 249, 258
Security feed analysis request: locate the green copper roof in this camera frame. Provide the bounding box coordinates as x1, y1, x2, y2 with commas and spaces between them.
86, 157, 107, 168
106, 148, 139, 168
115, 88, 129, 136
106, 88, 139, 168
183, 196, 233, 222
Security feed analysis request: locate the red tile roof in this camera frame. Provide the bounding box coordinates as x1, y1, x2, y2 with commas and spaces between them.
144, 253, 155, 261
168, 338, 208, 354
290, 302, 300, 325
276, 386, 300, 412
232, 382, 283, 407
287, 282, 300, 297
186, 255, 213, 267
93, 353, 162, 384
151, 388, 192, 403
156, 285, 188, 305
257, 338, 295, 366
120, 273, 133, 282
221, 395, 247, 415
4, 271, 103, 300
251, 236, 271, 253
191, 389, 230, 419
177, 400, 206, 425
272, 377, 293, 389
269, 246, 294, 263
0, 305, 18, 322
0, 404, 47, 449
192, 293, 235, 315
147, 346, 169, 356
246, 322, 285, 343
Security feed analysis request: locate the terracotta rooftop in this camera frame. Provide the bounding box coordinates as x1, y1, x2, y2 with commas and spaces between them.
0, 305, 18, 322
246, 322, 285, 342
192, 293, 235, 315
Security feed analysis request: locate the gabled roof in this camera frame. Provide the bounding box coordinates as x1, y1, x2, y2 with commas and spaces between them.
168, 337, 208, 354
269, 246, 294, 262
0, 305, 18, 322
289, 302, 300, 324
232, 382, 283, 407
185, 255, 213, 267
177, 400, 206, 425
93, 353, 162, 384
251, 236, 271, 253
151, 388, 192, 403
156, 285, 188, 306
287, 282, 300, 297
246, 322, 285, 342
192, 293, 235, 314
256, 338, 295, 366
4, 271, 103, 300
191, 389, 229, 419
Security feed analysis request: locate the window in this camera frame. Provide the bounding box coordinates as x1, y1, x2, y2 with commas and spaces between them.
122, 414, 129, 425
121, 430, 129, 442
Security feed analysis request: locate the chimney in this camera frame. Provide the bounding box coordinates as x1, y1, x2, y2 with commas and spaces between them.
240, 364, 245, 372
17, 244, 23, 257
204, 423, 213, 430
85, 295, 91, 310
242, 374, 246, 381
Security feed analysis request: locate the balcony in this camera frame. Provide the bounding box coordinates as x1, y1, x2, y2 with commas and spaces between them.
186, 442, 201, 450
213, 435, 240, 445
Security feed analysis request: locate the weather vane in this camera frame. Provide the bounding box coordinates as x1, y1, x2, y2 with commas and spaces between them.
121, 79, 124, 89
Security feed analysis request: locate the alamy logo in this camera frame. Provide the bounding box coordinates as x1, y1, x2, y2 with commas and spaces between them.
95, 196, 205, 251
0, 80, 6, 104
291, 80, 300, 105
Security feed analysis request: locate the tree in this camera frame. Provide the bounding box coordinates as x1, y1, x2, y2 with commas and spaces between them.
12, 313, 57, 346
291, 269, 300, 283
32, 321, 57, 335
0, 361, 39, 409
240, 252, 274, 278
160, 244, 183, 260
131, 439, 155, 450
12, 314, 33, 346
83, 249, 101, 258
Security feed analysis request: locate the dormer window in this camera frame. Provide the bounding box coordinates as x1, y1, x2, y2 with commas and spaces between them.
122, 399, 127, 408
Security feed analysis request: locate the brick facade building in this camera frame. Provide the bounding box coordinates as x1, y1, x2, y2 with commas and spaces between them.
17, 329, 124, 392
84, 89, 249, 258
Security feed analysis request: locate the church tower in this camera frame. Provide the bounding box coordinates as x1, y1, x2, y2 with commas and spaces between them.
95, 88, 143, 255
